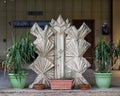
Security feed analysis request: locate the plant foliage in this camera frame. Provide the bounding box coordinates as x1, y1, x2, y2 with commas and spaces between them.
2, 32, 35, 74
95, 40, 113, 73
114, 41, 120, 63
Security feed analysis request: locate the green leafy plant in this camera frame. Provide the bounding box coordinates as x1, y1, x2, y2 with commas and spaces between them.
113, 41, 120, 63
95, 40, 113, 73
2, 32, 35, 74
112, 41, 120, 70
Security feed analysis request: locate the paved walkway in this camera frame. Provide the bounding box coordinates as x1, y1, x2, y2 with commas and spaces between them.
0, 88, 120, 96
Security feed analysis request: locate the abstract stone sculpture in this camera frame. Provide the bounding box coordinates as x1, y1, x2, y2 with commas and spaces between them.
29, 15, 91, 88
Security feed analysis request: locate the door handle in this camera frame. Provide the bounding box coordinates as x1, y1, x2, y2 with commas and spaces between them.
3, 38, 7, 42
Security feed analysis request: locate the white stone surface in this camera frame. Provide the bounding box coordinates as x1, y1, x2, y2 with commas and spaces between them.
29, 15, 91, 88
65, 23, 91, 85
29, 23, 55, 88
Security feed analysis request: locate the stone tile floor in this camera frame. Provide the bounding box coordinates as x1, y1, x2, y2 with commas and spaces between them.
0, 88, 120, 96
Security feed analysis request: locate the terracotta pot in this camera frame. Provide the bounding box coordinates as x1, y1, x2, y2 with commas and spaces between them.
50, 79, 73, 90
33, 84, 45, 90
79, 84, 90, 90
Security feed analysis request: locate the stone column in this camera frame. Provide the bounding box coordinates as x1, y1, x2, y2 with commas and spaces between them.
55, 32, 65, 78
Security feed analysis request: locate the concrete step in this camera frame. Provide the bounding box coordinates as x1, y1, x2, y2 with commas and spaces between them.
0, 88, 120, 96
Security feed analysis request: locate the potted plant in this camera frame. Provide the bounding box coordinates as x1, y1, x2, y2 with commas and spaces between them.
50, 76, 73, 90
78, 84, 90, 90
112, 41, 120, 70
33, 83, 45, 90
2, 32, 35, 89
112, 41, 120, 77
94, 40, 113, 88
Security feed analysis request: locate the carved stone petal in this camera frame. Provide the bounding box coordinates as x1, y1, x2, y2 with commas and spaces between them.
50, 15, 70, 34
66, 39, 78, 56
29, 68, 54, 88
65, 57, 90, 85
78, 39, 91, 56
78, 23, 91, 38
34, 39, 54, 56
31, 23, 54, 40
29, 56, 54, 88
66, 23, 91, 40
66, 39, 90, 56
65, 26, 78, 39
30, 23, 44, 38
66, 57, 90, 73
30, 56, 54, 74
73, 72, 89, 85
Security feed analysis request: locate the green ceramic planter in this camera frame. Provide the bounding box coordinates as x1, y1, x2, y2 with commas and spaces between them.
9, 73, 28, 89
94, 72, 112, 89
